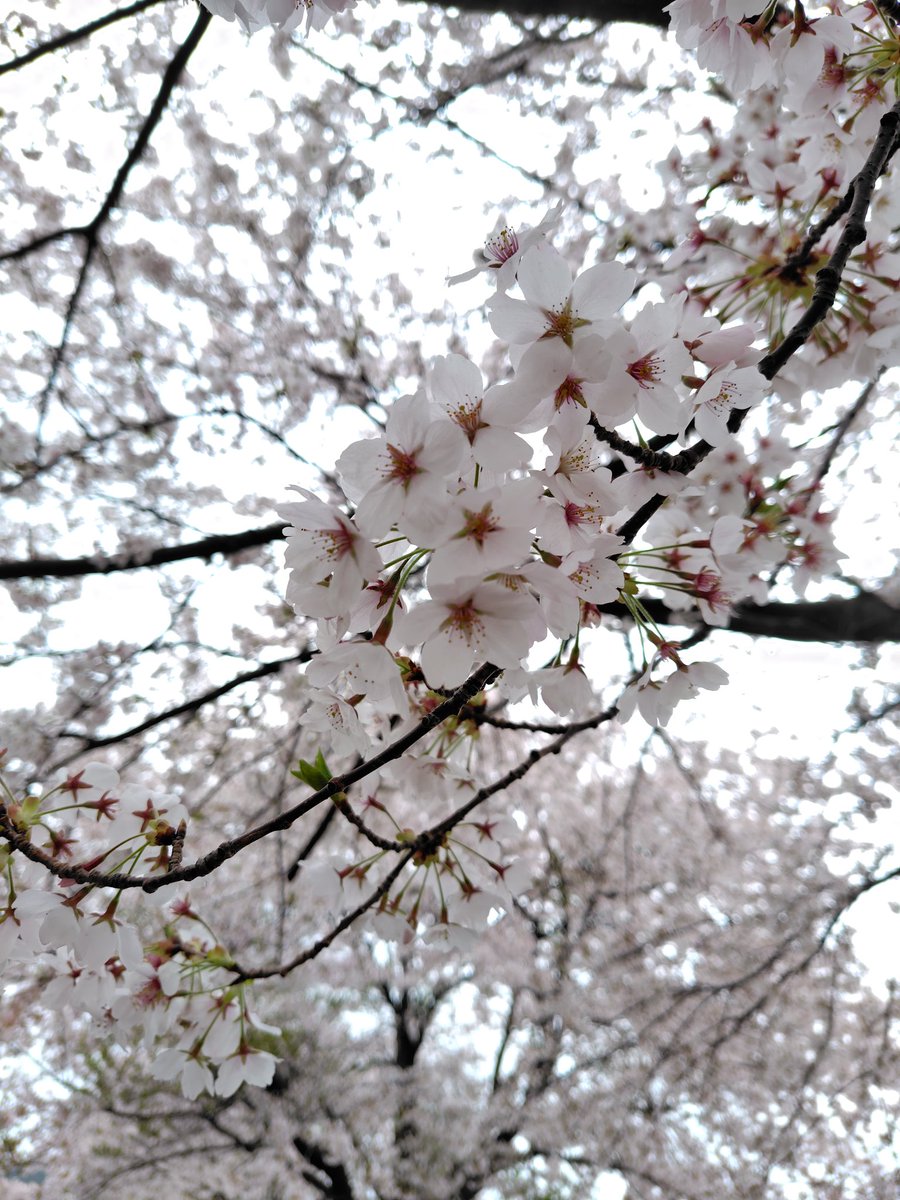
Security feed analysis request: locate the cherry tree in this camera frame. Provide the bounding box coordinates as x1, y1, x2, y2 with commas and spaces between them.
1, 1, 899, 1196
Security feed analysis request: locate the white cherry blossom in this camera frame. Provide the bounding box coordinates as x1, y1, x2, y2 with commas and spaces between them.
401, 582, 544, 688
487, 244, 634, 349
429, 354, 533, 472
281, 488, 383, 619
336, 394, 467, 544
427, 479, 542, 589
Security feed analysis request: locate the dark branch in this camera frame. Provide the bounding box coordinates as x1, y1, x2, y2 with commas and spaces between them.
618, 97, 900, 549
0, 523, 286, 579
5, 7, 212, 414
0, 0, 167, 78
291, 1133, 355, 1200
597, 591, 900, 644
2, 664, 501, 892
810, 372, 882, 490
57, 651, 311, 754
759, 99, 900, 381
3, 522, 896, 642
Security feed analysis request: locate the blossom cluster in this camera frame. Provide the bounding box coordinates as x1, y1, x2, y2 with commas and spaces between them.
199, 0, 357, 35
281, 220, 804, 748
5, 0, 895, 1101
0, 760, 278, 1100
662, 0, 900, 376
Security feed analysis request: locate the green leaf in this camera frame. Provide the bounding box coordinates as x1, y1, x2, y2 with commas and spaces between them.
291, 751, 332, 790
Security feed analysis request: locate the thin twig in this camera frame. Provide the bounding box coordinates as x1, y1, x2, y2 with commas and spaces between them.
810, 370, 882, 491
759, 99, 900, 381
2, 664, 500, 892
234, 702, 618, 979
0, 0, 166, 77
14, 8, 213, 424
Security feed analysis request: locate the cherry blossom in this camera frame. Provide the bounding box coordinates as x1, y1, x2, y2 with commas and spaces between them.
487, 244, 635, 349
597, 302, 695, 432
428, 354, 534, 472
447, 202, 562, 289
336, 394, 467, 544
427, 479, 542, 588
400, 581, 544, 688
4, 0, 900, 1132
281, 488, 383, 619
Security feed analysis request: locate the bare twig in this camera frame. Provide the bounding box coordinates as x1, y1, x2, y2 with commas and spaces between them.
0, 0, 167, 77
55, 651, 311, 756
810, 371, 883, 491
6, 7, 213, 422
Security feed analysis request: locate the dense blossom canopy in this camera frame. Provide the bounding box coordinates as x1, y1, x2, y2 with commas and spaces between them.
0, 1, 899, 1197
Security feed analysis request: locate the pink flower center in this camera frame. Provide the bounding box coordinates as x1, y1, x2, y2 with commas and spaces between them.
442, 600, 485, 643
693, 569, 731, 611
704, 381, 737, 416
316, 524, 356, 561
553, 375, 586, 410
450, 398, 485, 442
540, 301, 589, 347
384, 443, 422, 489
627, 353, 663, 389
558, 443, 590, 477
460, 504, 500, 547
485, 226, 519, 265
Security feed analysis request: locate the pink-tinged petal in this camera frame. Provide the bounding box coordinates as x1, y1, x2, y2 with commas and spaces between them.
570, 261, 635, 320
516, 243, 572, 310
181, 1059, 215, 1100
472, 426, 532, 472
711, 515, 744, 556
334, 438, 376, 502
478, 618, 532, 668
354, 480, 405, 538
570, 333, 610, 381
428, 530, 526, 590
420, 420, 468, 476
487, 294, 550, 344
215, 1058, 245, 1097
421, 631, 474, 688
513, 338, 573, 398
398, 481, 459, 546
242, 1050, 278, 1088
399, 599, 446, 647
385, 392, 433, 446
693, 402, 730, 446
586, 385, 636, 427
430, 354, 483, 410
636, 386, 685, 435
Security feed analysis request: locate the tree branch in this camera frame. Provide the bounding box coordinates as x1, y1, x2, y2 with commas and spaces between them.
55, 651, 311, 756
3, 6, 213, 418
3, 522, 896, 642
759, 99, 900, 381
600, 590, 900, 644
2, 664, 501, 893
0, 0, 168, 77
0, 523, 286, 579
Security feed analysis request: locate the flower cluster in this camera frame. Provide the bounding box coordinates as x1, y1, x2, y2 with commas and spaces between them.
282, 230, 782, 748
0, 761, 278, 1099
5, 0, 893, 1101
661, 1, 900, 375
306, 801, 530, 952
200, 0, 356, 35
